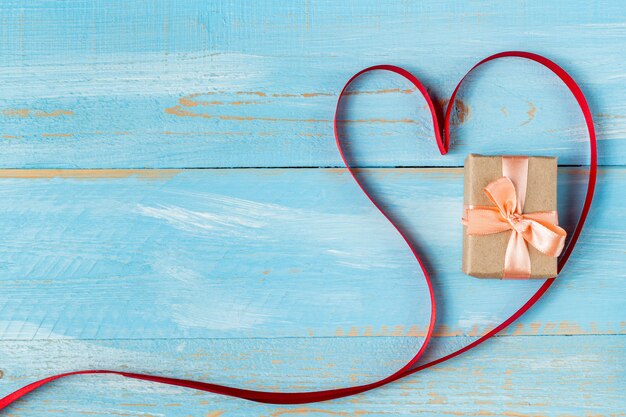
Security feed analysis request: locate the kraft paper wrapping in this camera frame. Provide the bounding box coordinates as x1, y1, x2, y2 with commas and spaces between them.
462, 154, 558, 279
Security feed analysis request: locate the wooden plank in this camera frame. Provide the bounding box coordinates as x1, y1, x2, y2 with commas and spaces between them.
0, 167, 622, 342
0, 1, 624, 168
0, 335, 623, 416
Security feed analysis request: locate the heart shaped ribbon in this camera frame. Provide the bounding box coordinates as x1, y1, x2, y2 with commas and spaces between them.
0, 51, 597, 409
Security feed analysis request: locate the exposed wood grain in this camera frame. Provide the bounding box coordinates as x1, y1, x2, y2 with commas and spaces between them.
0, 169, 180, 179
0, 1, 624, 168
0, 168, 622, 344
0, 336, 623, 416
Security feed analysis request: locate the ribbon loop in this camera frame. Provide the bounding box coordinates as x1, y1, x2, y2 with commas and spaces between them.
484, 176, 518, 219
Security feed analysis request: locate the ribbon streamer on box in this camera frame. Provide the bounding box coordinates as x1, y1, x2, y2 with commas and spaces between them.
463, 156, 567, 278
0, 51, 597, 409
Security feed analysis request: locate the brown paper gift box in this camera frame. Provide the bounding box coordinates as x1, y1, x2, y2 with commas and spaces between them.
462, 154, 559, 279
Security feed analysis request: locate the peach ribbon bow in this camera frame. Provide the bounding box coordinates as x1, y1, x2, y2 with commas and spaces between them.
465, 170, 567, 279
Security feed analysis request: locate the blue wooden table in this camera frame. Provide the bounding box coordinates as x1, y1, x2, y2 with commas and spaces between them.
0, 1, 624, 416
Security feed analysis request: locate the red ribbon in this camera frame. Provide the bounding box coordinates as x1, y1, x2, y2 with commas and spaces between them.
0, 51, 597, 409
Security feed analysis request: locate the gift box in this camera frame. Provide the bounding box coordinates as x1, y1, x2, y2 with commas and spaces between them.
462, 154, 567, 279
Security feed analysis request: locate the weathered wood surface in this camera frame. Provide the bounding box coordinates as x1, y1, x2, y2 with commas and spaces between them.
1, 336, 624, 416
0, 168, 624, 416
0, 1, 624, 168
0, 1, 624, 416
0, 168, 622, 341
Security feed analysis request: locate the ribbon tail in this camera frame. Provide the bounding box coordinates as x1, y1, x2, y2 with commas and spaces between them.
503, 230, 532, 279
521, 215, 567, 258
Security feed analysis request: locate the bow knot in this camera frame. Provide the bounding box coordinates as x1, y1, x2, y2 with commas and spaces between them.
506, 212, 523, 229
464, 176, 567, 278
